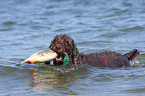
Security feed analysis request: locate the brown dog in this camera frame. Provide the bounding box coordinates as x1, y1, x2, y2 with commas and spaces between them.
49, 34, 139, 68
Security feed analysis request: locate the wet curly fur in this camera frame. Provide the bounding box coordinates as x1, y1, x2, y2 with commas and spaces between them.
49, 34, 139, 68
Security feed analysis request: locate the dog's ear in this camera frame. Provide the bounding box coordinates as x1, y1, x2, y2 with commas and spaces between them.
65, 41, 71, 52
65, 41, 69, 46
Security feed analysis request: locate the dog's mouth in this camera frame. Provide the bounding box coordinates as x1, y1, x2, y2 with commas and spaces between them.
54, 53, 70, 65
55, 53, 64, 62
56, 57, 63, 61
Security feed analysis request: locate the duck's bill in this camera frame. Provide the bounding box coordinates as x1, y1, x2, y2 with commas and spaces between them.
20, 49, 57, 65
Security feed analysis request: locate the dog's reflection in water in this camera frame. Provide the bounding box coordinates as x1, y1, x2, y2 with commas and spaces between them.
29, 70, 60, 90
28, 66, 86, 91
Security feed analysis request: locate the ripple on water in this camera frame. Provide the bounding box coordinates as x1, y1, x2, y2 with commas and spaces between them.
2, 21, 16, 26
19, 64, 90, 73
0, 28, 13, 31
125, 88, 145, 93
119, 26, 145, 32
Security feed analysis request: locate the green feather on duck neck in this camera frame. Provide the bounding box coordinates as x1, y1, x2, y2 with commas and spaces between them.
63, 53, 70, 65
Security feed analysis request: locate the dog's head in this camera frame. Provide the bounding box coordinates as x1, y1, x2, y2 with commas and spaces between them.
49, 34, 79, 65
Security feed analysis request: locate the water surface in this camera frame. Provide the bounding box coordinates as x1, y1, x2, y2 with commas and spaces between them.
0, 0, 145, 96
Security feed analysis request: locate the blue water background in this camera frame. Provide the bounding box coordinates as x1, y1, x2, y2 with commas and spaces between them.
0, 0, 145, 96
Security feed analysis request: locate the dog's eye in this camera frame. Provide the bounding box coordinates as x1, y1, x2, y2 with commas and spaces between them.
41, 54, 44, 56
56, 46, 61, 50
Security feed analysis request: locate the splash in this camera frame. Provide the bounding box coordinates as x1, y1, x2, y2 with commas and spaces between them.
130, 57, 140, 66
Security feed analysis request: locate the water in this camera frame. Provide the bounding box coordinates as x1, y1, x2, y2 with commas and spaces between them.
0, 0, 145, 96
